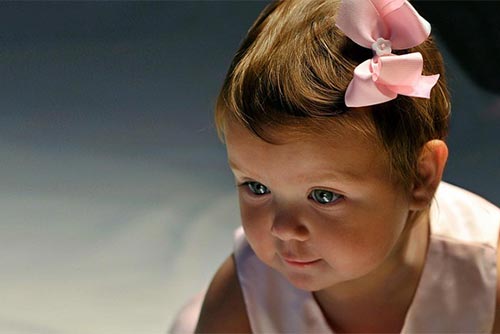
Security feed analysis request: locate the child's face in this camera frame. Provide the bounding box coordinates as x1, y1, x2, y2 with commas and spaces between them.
225, 120, 414, 292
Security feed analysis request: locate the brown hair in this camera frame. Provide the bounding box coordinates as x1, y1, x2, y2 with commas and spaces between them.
215, 0, 451, 190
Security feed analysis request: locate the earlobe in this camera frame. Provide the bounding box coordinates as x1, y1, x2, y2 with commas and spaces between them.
410, 140, 449, 210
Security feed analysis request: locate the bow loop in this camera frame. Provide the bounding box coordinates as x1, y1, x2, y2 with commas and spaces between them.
345, 53, 439, 107
336, 0, 431, 50
374, 53, 424, 86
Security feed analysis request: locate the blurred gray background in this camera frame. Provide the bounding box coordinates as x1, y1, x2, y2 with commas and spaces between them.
0, 1, 498, 334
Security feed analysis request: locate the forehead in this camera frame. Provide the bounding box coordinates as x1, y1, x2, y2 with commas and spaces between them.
225, 120, 389, 184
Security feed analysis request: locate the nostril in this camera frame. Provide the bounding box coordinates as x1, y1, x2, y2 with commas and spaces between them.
271, 222, 309, 241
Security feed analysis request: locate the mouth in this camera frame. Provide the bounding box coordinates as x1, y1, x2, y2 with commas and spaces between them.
281, 257, 322, 268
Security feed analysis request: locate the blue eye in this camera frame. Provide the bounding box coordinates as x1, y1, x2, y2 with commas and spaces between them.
245, 182, 270, 195
310, 189, 342, 205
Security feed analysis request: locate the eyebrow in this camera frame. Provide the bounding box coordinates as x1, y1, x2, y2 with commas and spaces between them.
228, 160, 242, 171
228, 159, 360, 183
228, 160, 254, 177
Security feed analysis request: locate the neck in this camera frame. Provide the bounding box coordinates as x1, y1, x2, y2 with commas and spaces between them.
314, 209, 430, 333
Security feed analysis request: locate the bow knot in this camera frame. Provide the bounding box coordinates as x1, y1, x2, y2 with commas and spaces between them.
336, 0, 439, 107
372, 38, 392, 56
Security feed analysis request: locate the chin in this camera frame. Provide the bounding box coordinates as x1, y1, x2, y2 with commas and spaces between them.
282, 272, 328, 291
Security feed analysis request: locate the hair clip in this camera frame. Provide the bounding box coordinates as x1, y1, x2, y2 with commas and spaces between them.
336, 0, 440, 107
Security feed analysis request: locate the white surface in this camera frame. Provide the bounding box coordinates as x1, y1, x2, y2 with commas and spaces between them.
0, 142, 239, 334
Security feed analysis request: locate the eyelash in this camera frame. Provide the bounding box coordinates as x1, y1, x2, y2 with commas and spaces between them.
238, 181, 344, 206
239, 181, 270, 196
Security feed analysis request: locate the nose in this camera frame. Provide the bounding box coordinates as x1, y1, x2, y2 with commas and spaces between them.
270, 208, 310, 242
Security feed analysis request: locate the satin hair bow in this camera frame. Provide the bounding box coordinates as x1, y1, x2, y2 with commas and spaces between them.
336, 0, 440, 107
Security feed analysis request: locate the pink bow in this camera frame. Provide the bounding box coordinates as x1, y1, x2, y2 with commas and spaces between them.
336, 0, 440, 107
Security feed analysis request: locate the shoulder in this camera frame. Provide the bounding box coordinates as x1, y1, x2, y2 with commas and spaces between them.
441, 183, 500, 331
432, 182, 500, 244
435, 182, 499, 216
195, 254, 251, 333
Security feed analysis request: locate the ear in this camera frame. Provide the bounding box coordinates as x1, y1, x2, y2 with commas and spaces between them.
410, 140, 449, 210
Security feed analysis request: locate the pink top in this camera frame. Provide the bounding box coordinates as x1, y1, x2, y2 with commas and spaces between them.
169, 182, 499, 333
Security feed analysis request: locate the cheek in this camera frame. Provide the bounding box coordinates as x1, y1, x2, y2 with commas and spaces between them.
318, 230, 395, 280
317, 207, 408, 276
238, 190, 273, 223
239, 196, 268, 230
238, 198, 275, 260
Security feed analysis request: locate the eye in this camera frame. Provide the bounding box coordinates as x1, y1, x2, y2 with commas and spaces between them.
244, 181, 270, 196
310, 189, 342, 205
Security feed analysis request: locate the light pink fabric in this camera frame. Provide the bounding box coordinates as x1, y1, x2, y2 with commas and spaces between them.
336, 0, 439, 107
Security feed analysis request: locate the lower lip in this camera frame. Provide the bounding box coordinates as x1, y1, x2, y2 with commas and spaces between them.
283, 259, 322, 268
